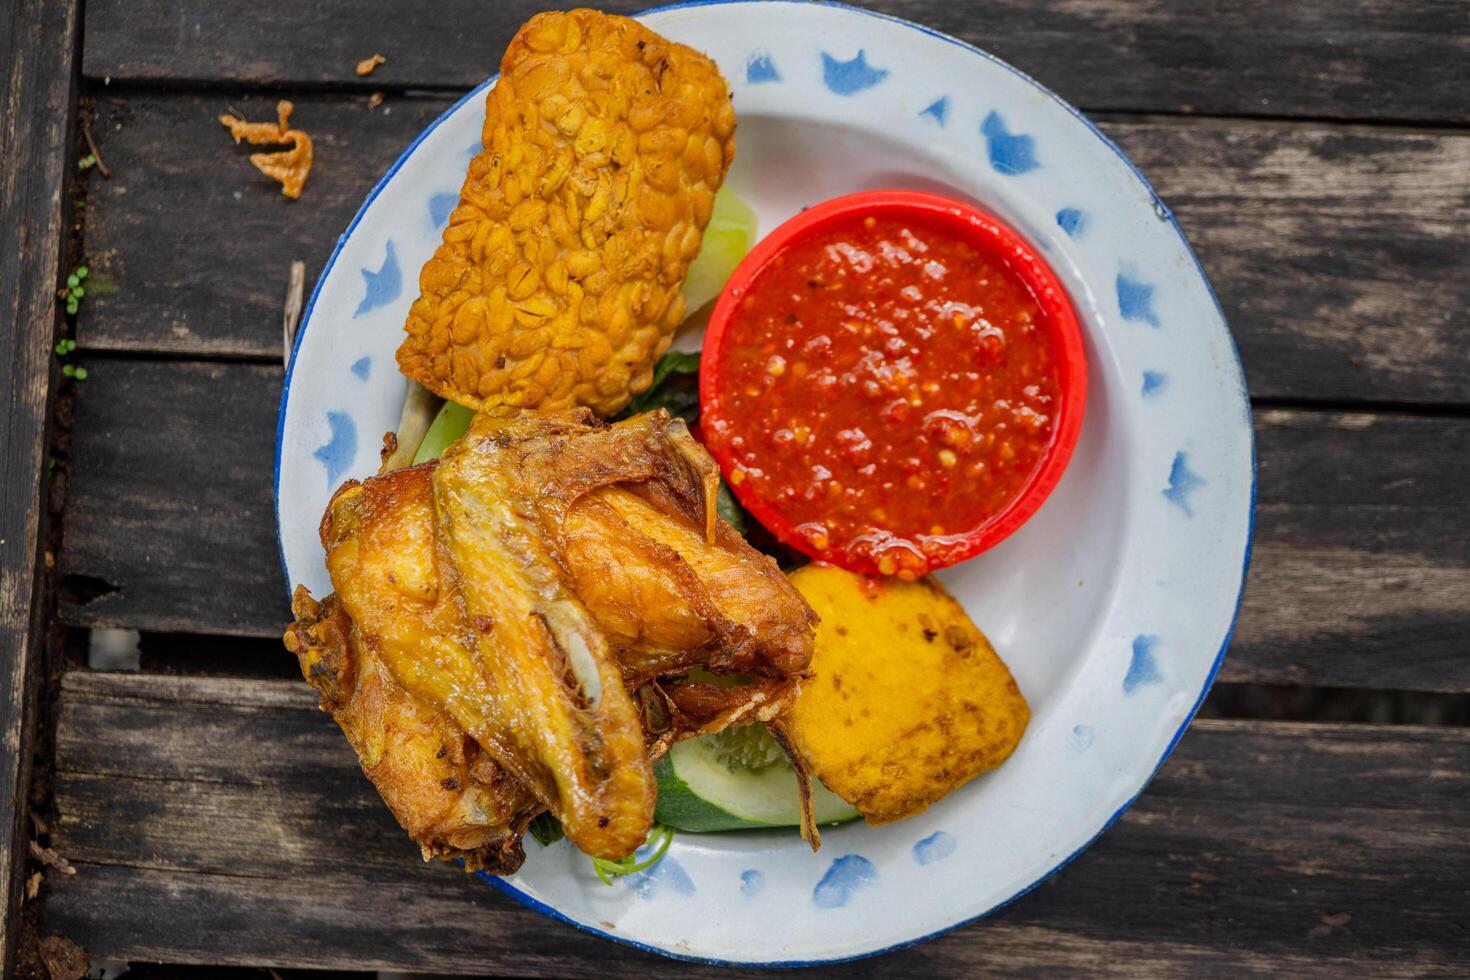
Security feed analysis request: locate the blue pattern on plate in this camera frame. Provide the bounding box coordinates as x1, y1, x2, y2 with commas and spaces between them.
1141, 370, 1167, 397
1164, 451, 1205, 516
313, 411, 357, 485
813, 855, 878, 909
428, 192, 457, 229
1116, 270, 1160, 327
919, 97, 949, 126
350, 356, 371, 381
821, 50, 889, 95
632, 856, 696, 899
740, 869, 766, 897
746, 49, 782, 83
1068, 724, 1095, 752
1056, 207, 1086, 238
913, 832, 956, 866
1124, 635, 1163, 693
981, 111, 1038, 175
354, 240, 402, 317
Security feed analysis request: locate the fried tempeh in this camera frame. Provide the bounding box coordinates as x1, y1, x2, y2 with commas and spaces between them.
396, 9, 736, 415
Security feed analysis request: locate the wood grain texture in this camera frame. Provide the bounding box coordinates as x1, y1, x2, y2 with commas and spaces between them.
1109, 122, 1470, 406
80, 0, 1470, 124
76, 92, 445, 360
42, 671, 1470, 976
0, 0, 79, 970
57, 358, 289, 636
1222, 410, 1470, 692
57, 358, 1470, 690
76, 94, 1470, 404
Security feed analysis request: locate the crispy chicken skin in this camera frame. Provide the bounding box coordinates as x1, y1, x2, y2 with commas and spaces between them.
284, 588, 537, 873
396, 9, 736, 415
428, 411, 657, 858
289, 409, 816, 864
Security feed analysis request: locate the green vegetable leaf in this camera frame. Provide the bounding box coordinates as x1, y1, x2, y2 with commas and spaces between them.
587, 823, 675, 885
617, 350, 700, 424
527, 812, 565, 847
716, 479, 748, 535
647, 349, 700, 388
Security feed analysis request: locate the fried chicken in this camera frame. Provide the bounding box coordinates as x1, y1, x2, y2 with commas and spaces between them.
286, 409, 815, 864
284, 588, 537, 873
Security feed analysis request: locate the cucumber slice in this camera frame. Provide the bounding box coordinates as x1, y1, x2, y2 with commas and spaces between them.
655, 726, 860, 832
680, 186, 757, 313
412, 400, 474, 465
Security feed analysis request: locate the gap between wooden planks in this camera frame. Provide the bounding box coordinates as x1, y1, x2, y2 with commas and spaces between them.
74, 93, 1470, 405
54, 358, 1470, 692
40, 671, 1470, 977
79, 0, 1470, 124
0, 0, 80, 972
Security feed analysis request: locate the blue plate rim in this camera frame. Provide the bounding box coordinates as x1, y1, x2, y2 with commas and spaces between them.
273, 0, 1257, 967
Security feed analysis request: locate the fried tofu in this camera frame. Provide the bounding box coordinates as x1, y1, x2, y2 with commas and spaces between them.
779, 565, 1030, 823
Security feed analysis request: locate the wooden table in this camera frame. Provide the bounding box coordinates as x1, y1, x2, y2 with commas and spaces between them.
3, 1, 1467, 975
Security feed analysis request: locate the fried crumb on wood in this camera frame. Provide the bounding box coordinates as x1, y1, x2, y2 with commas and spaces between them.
29, 839, 76, 876
367, 91, 385, 110
357, 52, 387, 76
218, 100, 314, 199
25, 871, 42, 900
37, 934, 89, 980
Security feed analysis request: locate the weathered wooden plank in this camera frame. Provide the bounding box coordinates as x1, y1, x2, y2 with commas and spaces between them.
1108, 123, 1470, 406
57, 359, 289, 636
42, 671, 1470, 976
57, 359, 1470, 691
81, 0, 1470, 124
77, 93, 1470, 404
0, 0, 79, 970
1223, 409, 1470, 692
77, 92, 444, 360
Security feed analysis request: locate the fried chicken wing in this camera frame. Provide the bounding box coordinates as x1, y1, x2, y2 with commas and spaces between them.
292, 409, 816, 863
396, 9, 736, 415
284, 587, 536, 872
585, 482, 815, 680
431, 415, 657, 858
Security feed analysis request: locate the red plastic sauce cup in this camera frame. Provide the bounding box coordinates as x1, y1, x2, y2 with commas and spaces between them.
700, 189, 1087, 576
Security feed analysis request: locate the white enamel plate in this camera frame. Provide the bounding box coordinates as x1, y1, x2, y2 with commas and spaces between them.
277, 1, 1254, 966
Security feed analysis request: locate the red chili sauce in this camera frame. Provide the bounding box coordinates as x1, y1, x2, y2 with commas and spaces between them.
707, 213, 1059, 578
